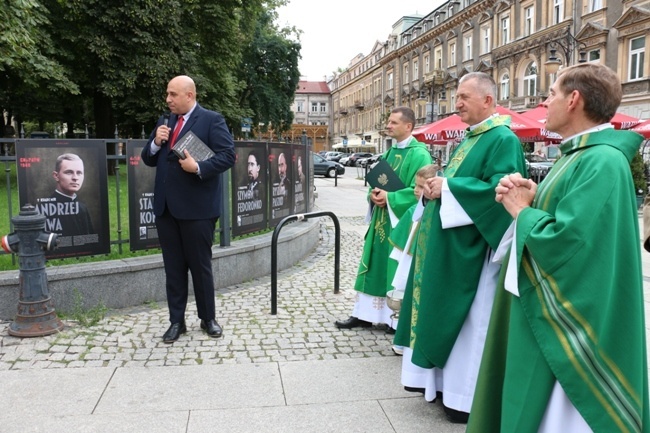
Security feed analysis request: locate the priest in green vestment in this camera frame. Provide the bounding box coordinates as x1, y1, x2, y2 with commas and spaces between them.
335, 106, 432, 331
468, 63, 649, 432
393, 72, 527, 423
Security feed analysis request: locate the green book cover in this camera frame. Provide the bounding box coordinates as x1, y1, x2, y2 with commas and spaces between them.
365, 159, 405, 192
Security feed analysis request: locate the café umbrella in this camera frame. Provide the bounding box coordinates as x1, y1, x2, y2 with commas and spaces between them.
631, 119, 650, 139
413, 106, 552, 144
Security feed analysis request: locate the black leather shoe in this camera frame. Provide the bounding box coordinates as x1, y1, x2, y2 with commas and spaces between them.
404, 386, 425, 394
162, 322, 186, 343
200, 319, 223, 338
386, 327, 396, 335
334, 316, 372, 329
443, 404, 469, 424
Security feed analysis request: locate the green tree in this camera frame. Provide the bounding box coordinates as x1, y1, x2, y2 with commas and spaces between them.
45, 0, 187, 138
238, 10, 301, 138
0, 0, 78, 135
631, 152, 647, 195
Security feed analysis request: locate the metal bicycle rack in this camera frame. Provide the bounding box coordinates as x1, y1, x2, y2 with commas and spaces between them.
270, 211, 340, 315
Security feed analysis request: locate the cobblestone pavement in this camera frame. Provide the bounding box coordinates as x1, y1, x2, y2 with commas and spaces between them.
0, 217, 396, 370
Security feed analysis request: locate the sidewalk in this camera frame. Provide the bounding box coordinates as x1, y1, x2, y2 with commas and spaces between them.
0, 172, 465, 433
1, 171, 649, 433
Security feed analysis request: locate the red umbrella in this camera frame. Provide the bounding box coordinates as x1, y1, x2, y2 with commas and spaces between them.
521, 104, 547, 122
610, 112, 641, 129
523, 104, 640, 130
631, 119, 650, 139
415, 106, 556, 143
412, 114, 466, 145
493, 105, 547, 141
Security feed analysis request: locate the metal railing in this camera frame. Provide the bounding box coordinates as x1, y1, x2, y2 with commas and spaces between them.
270, 211, 340, 315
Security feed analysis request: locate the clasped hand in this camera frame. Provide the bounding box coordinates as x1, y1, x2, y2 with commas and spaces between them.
495, 173, 537, 218
423, 176, 443, 200
370, 188, 387, 207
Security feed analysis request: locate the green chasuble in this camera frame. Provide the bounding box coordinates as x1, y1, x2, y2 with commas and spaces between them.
467, 129, 650, 433
394, 116, 527, 368
354, 137, 431, 297
388, 202, 418, 256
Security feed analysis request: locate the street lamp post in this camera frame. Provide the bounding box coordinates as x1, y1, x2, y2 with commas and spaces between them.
544, 26, 588, 74
417, 79, 437, 124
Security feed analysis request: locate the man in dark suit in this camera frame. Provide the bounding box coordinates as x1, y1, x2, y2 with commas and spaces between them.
141, 75, 235, 343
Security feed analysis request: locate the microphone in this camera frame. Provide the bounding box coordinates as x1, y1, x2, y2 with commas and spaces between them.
160, 113, 170, 146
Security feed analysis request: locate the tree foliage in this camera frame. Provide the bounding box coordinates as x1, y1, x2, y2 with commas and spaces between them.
238, 11, 301, 137
1, 0, 78, 133
2, 0, 300, 141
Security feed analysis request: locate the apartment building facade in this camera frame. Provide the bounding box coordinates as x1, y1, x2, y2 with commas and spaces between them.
288, 81, 331, 153
330, 0, 649, 152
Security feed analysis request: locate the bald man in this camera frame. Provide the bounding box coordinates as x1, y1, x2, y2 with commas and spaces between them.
141, 75, 236, 343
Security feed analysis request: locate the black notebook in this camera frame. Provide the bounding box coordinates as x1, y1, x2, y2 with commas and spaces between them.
365, 159, 405, 192
172, 131, 215, 161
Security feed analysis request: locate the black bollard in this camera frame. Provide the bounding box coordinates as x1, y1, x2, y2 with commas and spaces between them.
1, 205, 62, 337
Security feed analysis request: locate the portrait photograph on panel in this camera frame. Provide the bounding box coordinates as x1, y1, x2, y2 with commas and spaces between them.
292, 144, 307, 214
268, 143, 293, 227
15, 139, 110, 259
126, 140, 159, 251
231, 141, 268, 236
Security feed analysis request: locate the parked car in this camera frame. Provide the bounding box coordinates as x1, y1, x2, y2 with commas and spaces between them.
526, 154, 553, 183
357, 153, 382, 168
346, 152, 373, 166
324, 151, 344, 160
339, 155, 351, 166
328, 152, 349, 163
313, 153, 345, 178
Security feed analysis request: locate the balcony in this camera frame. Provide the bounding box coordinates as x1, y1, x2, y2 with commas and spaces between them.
424, 69, 445, 85
354, 101, 365, 110
525, 96, 539, 108
339, 108, 349, 115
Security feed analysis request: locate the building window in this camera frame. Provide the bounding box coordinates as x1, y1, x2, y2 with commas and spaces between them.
449, 42, 456, 65
524, 6, 534, 37
590, 0, 602, 12
297, 102, 304, 112
501, 16, 510, 45
588, 49, 600, 62
553, 0, 563, 25
464, 35, 472, 61
450, 88, 456, 108
311, 102, 318, 112
320, 103, 327, 112
629, 36, 645, 81
387, 72, 394, 89
404, 63, 409, 83
424, 54, 430, 73
482, 27, 491, 54
523, 62, 538, 96
435, 48, 443, 69
414, 60, 419, 80
500, 73, 510, 100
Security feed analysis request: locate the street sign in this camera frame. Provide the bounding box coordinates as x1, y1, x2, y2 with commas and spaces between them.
241, 117, 252, 133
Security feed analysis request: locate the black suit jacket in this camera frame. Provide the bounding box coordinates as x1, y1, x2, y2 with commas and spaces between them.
141, 104, 235, 220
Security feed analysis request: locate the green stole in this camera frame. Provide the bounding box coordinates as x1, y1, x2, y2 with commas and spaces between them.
410, 115, 510, 349
468, 129, 649, 432
354, 137, 432, 297
393, 114, 525, 369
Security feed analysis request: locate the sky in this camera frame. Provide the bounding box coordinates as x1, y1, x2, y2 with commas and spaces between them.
275, 0, 445, 82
